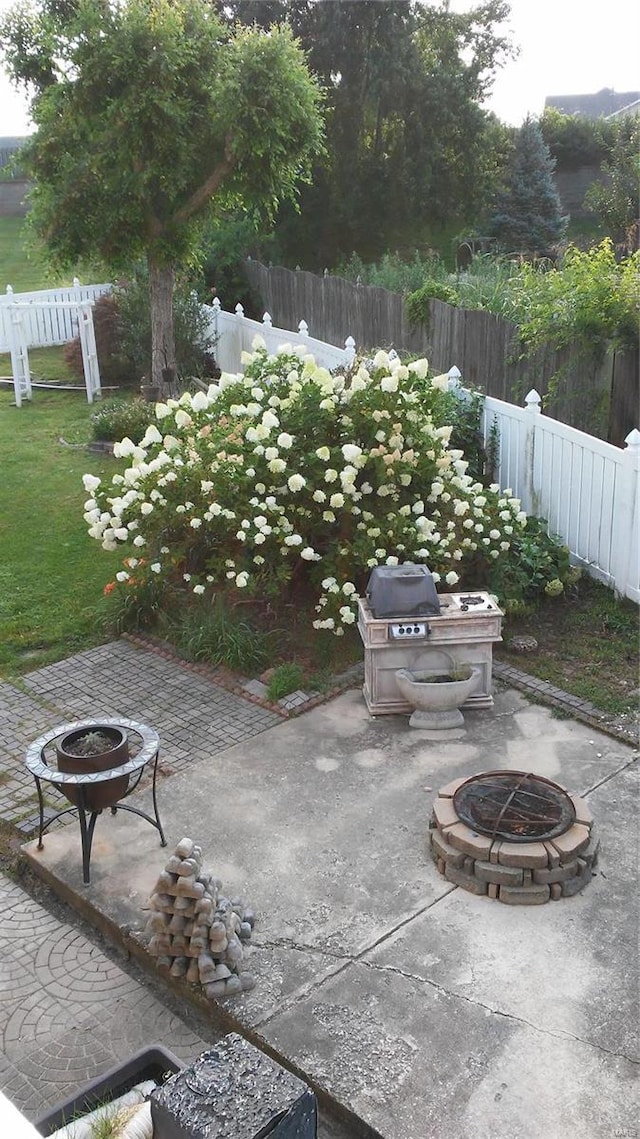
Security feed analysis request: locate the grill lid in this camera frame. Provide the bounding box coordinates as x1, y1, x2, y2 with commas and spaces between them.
366, 564, 440, 618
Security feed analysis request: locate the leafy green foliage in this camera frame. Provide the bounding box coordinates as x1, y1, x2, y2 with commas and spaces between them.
169, 596, 275, 673
224, 0, 515, 266
482, 515, 574, 607
115, 273, 217, 384
404, 242, 639, 371
405, 281, 459, 327
508, 240, 639, 357
584, 117, 640, 247
488, 117, 567, 252
435, 389, 489, 485
336, 250, 445, 296
90, 398, 156, 444
266, 662, 305, 702
104, 567, 169, 633
0, 0, 324, 387
539, 108, 612, 171
197, 213, 264, 316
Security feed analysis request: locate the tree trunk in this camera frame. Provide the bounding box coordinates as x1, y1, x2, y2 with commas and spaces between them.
147, 254, 177, 398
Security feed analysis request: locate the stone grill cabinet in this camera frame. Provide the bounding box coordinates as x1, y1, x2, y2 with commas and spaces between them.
358, 568, 504, 715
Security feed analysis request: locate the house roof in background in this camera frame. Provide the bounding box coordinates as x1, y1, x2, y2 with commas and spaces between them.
545, 88, 640, 117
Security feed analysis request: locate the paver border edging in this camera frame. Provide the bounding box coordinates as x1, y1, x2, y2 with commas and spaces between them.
119, 632, 362, 717
120, 633, 637, 747
493, 661, 638, 746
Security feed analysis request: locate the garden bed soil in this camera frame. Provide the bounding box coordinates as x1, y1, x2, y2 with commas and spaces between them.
496, 578, 639, 721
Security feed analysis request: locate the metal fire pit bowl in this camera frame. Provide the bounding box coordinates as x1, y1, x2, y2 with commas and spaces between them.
453, 770, 576, 843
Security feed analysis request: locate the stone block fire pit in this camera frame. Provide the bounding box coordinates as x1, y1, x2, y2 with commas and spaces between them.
429, 770, 599, 904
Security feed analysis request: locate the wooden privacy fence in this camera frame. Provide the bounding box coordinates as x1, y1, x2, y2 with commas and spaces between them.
213, 300, 639, 602
243, 261, 638, 446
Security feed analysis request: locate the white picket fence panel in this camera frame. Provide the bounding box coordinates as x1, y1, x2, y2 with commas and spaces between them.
479, 388, 640, 603
0, 280, 111, 351
205, 299, 356, 374
210, 304, 639, 602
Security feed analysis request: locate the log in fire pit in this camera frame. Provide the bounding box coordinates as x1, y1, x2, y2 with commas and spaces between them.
430, 770, 599, 904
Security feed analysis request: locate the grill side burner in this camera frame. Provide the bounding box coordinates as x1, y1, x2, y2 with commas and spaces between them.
453, 771, 576, 842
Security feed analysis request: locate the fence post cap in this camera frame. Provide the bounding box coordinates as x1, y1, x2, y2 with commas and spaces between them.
345, 335, 356, 349
73, 276, 80, 287
447, 365, 462, 380
263, 312, 272, 326
212, 296, 221, 311
235, 302, 245, 316
624, 428, 640, 449
298, 319, 309, 336
525, 388, 542, 410
5, 285, 13, 295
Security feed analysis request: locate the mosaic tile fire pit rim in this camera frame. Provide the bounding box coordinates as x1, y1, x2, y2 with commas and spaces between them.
429, 769, 598, 905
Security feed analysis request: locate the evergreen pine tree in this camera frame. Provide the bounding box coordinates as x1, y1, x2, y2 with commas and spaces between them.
489, 117, 567, 253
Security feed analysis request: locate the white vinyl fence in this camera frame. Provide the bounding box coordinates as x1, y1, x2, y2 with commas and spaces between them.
205, 298, 356, 373
211, 303, 640, 602
0, 280, 111, 405
0, 280, 111, 351
478, 387, 640, 603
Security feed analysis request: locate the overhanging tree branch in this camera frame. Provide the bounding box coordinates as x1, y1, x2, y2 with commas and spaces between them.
173, 137, 236, 226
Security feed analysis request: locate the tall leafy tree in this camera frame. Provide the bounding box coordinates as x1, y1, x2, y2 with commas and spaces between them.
584, 117, 640, 250
219, 0, 514, 266
0, 0, 324, 390
488, 117, 568, 253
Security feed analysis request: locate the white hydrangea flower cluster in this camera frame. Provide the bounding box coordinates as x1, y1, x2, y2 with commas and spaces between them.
85, 341, 526, 633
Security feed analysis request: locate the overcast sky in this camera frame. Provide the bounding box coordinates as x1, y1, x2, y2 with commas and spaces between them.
0, 0, 639, 136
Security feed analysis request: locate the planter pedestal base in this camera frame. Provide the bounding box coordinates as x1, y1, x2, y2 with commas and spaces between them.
408, 707, 466, 733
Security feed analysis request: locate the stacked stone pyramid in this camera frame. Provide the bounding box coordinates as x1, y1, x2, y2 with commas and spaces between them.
145, 837, 255, 998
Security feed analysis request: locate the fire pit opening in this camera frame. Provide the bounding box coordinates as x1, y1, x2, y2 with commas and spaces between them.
430, 769, 599, 904
453, 771, 576, 843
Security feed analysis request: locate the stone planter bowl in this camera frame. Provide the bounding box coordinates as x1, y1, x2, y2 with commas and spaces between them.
395, 660, 481, 732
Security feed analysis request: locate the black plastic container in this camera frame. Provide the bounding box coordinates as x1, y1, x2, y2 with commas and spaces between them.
33, 1044, 183, 1137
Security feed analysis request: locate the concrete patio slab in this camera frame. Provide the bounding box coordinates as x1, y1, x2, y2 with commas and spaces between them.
21, 686, 639, 1138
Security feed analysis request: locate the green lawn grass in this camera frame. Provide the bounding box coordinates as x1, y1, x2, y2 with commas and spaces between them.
0, 389, 123, 676
0, 215, 68, 294
0, 215, 108, 386
0, 215, 104, 293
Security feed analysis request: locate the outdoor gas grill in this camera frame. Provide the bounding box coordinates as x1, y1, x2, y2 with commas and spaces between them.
358, 565, 504, 716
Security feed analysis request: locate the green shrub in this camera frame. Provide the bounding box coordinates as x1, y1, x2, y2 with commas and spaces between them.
405, 280, 459, 327
90, 398, 155, 443
84, 342, 561, 630
169, 597, 275, 673
482, 515, 574, 606
116, 272, 216, 384
267, 662, 306, 702
336, 250, 444, 295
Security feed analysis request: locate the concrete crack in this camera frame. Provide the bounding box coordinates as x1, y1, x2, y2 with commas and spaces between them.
360, 958, 640, 1067
581, 754, 639, 798
256, 936, 354, 963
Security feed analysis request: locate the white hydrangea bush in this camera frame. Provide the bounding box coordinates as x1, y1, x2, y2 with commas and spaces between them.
84, 341, 526, 633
